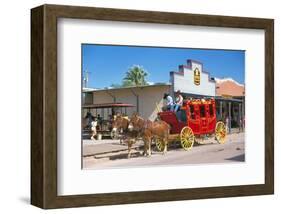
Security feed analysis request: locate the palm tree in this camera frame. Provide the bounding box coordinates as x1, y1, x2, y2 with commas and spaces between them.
122, 65, 148, 86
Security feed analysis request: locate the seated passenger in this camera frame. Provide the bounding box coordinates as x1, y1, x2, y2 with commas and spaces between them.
174, 90, 183, 112
163, 93, 174, 111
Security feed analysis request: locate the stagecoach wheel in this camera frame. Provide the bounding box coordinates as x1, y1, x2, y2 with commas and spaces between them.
155, 138, 165, 152
180, 126, 195, 151
215, 121, 226, 144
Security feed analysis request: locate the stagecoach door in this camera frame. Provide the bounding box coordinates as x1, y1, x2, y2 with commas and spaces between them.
199, 105, 208, 132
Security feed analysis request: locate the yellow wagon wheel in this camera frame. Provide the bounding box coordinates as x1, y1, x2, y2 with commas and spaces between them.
180, 126, 195, 150
155, 138, 165, 152
215, 121, 226, 144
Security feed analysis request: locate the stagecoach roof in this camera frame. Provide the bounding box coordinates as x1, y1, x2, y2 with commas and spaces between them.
82, 103, 135, 109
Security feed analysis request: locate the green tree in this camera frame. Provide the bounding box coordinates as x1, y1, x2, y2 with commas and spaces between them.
110, 83, 122, 88
122, 65, 148, 86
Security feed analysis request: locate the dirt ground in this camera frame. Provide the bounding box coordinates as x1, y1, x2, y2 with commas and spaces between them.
83, 132, 245, 170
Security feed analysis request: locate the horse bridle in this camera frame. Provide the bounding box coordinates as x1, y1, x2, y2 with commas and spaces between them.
134, 116, 150, 131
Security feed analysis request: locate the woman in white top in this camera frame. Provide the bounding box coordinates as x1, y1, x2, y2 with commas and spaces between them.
163, 93, 174, 111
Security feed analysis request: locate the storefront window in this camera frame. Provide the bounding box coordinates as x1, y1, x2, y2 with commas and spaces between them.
190, 105, 195, 119
84, 92, 93, 104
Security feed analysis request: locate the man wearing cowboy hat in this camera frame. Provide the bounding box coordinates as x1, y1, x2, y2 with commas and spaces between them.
174, 90, 183, 112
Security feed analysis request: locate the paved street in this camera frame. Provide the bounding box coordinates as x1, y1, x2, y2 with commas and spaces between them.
83, 132, 245, 170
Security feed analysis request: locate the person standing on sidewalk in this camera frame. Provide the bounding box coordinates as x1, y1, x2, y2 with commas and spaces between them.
225, 116, 230, 134
90, 118, 98, 140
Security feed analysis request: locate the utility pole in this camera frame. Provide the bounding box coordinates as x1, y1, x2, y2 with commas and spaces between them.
83, 70, 91, 88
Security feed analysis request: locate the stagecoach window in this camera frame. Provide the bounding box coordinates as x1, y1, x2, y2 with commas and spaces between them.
209, 104, 214, 116
200, 105, 206, 117
190, 105, 195, 119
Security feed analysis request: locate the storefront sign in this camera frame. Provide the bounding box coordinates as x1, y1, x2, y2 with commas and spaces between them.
194, 67, 200, 85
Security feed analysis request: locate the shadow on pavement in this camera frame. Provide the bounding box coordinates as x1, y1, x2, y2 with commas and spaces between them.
225, 154, 245, 162
109, 151, 143, 160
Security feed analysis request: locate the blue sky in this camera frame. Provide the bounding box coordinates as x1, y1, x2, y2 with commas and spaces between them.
82, 44, 245, 89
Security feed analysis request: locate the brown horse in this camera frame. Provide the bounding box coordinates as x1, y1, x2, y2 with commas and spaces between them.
111, 114, 130, 136
129, 113, 170, 156
112, 114, 138, 158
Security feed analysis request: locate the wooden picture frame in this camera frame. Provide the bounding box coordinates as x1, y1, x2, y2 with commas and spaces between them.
31, 4, 274, 209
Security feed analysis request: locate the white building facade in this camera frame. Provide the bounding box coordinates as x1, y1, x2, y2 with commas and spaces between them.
83, 84, 171, 121
170, 59, 216, 97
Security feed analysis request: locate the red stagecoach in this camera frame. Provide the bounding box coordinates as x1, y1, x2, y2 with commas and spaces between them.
156, 98, 226, 151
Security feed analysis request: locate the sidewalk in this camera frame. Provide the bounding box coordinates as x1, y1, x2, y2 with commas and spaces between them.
83, 139, 143, 157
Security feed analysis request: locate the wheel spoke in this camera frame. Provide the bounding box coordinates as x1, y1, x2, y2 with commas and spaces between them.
215, 121, 226, 144
156, 139, 164, 152
180, 127, 194, 151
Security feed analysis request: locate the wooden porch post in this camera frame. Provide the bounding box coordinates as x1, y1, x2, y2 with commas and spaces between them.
219, 101, 223, 121
238, 103, 242, 132
228, 102, 232, 134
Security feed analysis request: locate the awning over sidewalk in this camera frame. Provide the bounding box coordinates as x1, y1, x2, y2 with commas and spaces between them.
83, 103, 135, 109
